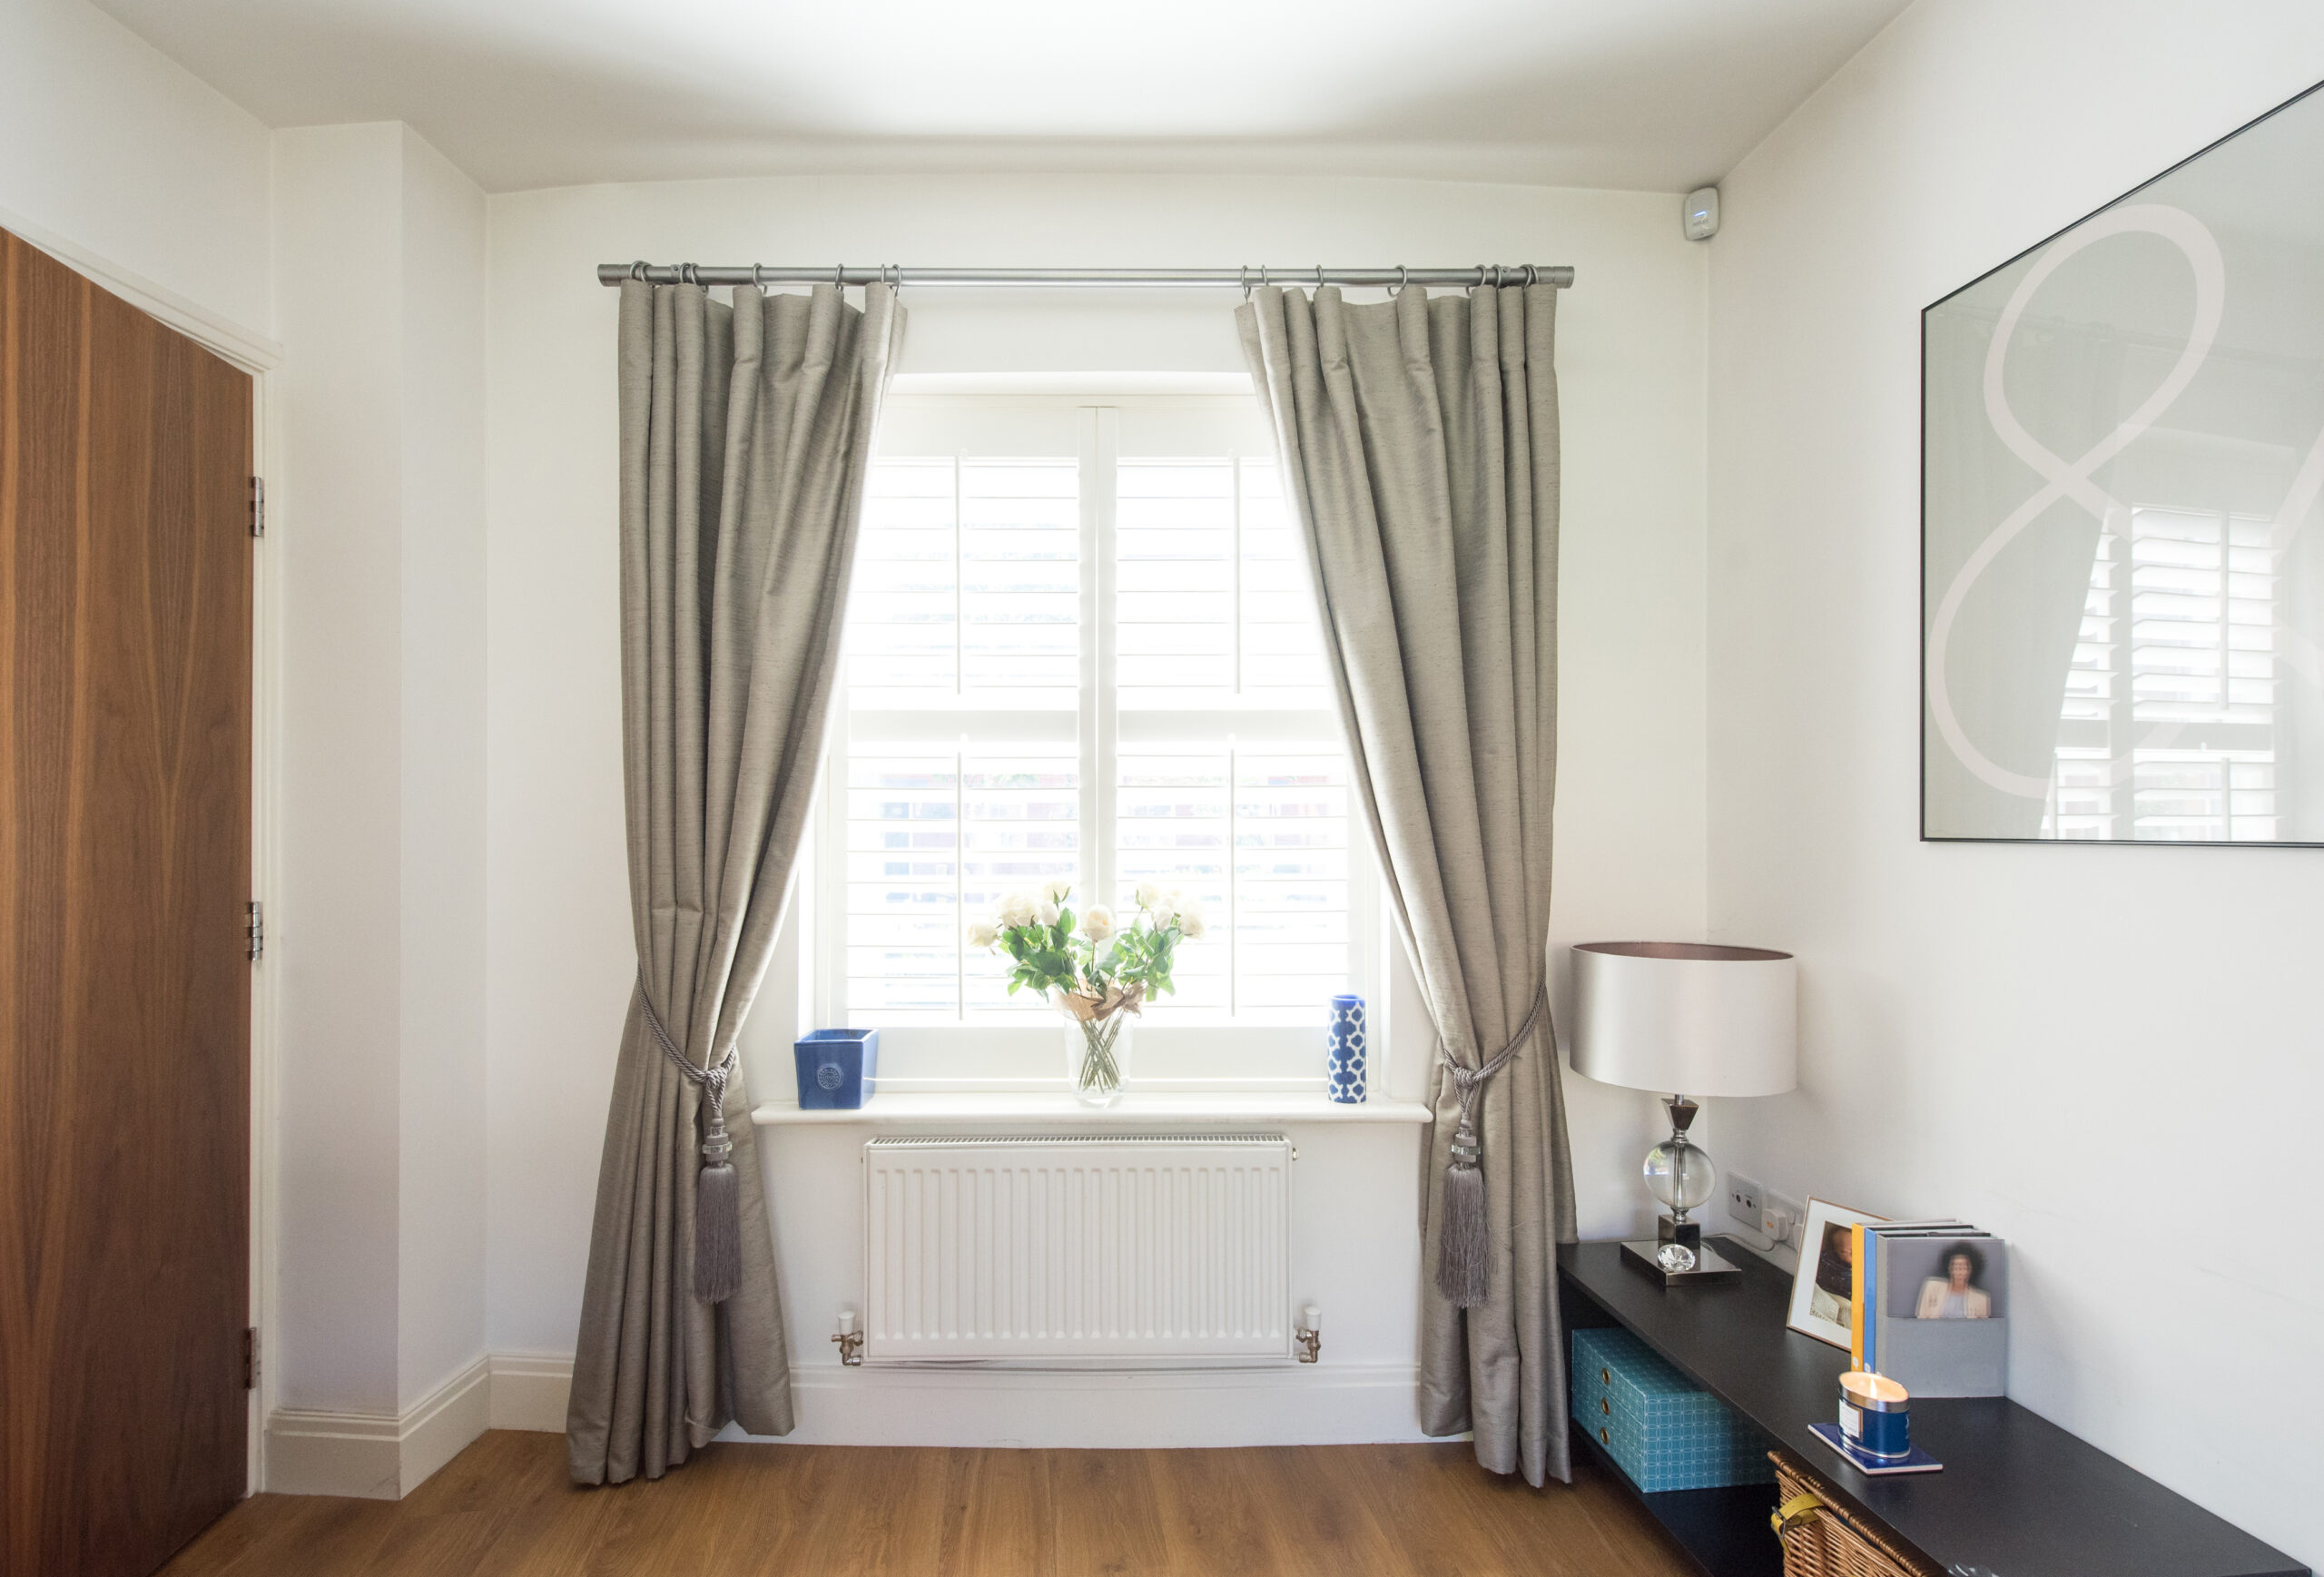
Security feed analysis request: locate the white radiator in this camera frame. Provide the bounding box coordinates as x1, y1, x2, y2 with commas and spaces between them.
862, 1134, 1292, 1362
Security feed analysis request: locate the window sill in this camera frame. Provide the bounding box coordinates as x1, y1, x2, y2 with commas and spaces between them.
751, 1091, 1433, 1127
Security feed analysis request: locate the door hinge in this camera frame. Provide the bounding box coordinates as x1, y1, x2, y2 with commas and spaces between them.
250, 476, 265, 538
246, 901, 263, 963
242, 1327, 260, 1390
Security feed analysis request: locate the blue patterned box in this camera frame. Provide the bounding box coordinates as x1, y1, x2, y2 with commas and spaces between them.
1571, 1326, 1775, 1493
793, 1028, 878, 1109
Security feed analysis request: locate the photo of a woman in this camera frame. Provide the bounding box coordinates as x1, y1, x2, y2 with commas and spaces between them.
1915, 1241, 1992, 1319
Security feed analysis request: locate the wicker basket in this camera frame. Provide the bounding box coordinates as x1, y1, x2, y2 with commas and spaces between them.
1769, 1451, 1945, 1577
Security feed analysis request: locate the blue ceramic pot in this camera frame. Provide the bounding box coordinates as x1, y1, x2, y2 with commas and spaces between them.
1326, 994, 1367, 1104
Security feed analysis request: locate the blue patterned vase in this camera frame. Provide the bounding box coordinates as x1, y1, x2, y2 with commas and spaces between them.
1326, 994, 1367, 1104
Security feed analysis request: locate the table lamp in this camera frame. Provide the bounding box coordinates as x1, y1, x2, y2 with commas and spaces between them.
1571, 941, 1797, 1285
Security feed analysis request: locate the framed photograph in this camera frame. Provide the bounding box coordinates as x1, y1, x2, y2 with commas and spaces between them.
1923, 78, 2324, 844
1787, 1198, 1886, 1350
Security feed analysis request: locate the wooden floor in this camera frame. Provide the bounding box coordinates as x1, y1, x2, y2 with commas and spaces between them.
158, 1431, 1699, 1577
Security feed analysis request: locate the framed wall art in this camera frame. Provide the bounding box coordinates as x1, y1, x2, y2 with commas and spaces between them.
1924, 80, 2324, 844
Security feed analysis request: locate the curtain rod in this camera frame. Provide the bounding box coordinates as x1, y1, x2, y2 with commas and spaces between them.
596, 262, 1573, 291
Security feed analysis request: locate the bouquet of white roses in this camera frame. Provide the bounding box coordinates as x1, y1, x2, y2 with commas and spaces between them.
969, 880, 1204, 1099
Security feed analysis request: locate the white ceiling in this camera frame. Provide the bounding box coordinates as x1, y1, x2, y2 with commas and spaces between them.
94, 0, 1911, 194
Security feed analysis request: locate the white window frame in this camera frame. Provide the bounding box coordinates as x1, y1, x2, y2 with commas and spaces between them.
807, 391, 1384, 1093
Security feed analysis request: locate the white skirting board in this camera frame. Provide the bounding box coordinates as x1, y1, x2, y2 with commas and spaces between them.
270, 1352, 1442, 1495
767, 1361, 1436, 1449
263, 1356, 492, 1499
487, 1351, 578, 1433
472, 1352, 1437, 1450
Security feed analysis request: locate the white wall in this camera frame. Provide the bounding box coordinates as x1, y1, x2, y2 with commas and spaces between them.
395, 126, 492, 1415
275, 123, 408, 1420
0, 0, 270, 335
484, 172, 1712, 1437
272, 123, 490, 1471
1706, 3, 2324, 1567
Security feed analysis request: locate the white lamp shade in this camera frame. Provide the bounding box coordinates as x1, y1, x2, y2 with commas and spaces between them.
1570, 942, 1797, 1098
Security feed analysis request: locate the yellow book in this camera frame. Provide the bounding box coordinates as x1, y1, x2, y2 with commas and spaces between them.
1849, 1222, 1867, 1371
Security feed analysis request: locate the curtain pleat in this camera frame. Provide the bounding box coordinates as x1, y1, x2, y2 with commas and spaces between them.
567, 279, 901, 1486
1236, 282, 1574, 1486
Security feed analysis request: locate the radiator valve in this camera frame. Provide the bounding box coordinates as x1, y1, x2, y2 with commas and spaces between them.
832, 1309, 864, 1366
1295, 1303, 1322, 1365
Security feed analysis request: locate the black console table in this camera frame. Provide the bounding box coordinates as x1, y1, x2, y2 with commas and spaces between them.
1559, 1238, 2307, 1577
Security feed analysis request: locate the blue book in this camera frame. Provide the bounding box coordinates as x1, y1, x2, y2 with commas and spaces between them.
1860, 1221, 1976, 1378
1808, 1422, 1944, 1475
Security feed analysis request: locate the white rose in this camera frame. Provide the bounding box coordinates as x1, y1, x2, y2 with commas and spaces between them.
1080, 905, 1115, 941
1041, 877, 1074, 905
1033, 898, 1060, 927
997, 892, 1034, 928
1134, 882, 1162, 910
966, 920, 1000, 948
1177, 905, 1206, 941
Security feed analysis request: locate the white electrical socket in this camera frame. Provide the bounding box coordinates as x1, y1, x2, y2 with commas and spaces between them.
1728, 1174, 1763, 1227
1763, 1188, 1805, 1248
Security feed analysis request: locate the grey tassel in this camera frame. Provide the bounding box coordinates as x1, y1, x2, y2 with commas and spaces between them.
1432, 985, 1548, 1310
637, 972, 746, 1305
693, 1087, 742, 1305
1436, 1118, 1490, 1306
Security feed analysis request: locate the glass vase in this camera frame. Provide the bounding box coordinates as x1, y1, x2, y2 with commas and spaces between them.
1060, 1000, 1135, 1108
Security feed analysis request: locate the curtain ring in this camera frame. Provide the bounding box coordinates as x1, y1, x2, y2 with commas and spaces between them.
1315, 263, 1325, 291
628, 259, 649, 282
1260, 263, 1270, 291
834, 261, 846, 291
750, 263, 763, 291
1239, 264, 1251, 301
680, 262, 701, 286
1525, 264, 1539, 287
1396, 264, 1408, 293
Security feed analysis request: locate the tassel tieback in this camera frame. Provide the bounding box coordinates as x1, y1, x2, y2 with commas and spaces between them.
637, 973, 743, 1305
1433, 983, 1549, 1310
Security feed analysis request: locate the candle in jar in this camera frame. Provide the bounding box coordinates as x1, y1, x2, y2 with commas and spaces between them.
1838, 1370, 1906, 1405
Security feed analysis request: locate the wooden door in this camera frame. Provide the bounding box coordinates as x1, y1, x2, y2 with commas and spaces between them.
0, 230, 254, 1576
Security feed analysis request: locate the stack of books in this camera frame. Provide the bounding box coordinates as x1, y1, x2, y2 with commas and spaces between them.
1847, 1220, 2007, 1398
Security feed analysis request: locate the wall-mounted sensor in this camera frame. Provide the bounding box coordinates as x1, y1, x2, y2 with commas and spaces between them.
1683, 186, 1720, 241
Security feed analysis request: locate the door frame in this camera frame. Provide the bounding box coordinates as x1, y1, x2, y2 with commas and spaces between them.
0, 204, 284, 1500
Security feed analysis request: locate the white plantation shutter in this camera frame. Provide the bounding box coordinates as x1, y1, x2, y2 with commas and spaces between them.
1233, 750, 1351, 1010
850, 457, 1079, 708
1114, 458, 1332, 710
961, 751, 1079, 1012
1236, 462, 1333, 705
830, 399, 1366, 1069
1115, 749, 1232, 1011
842, 751, 958, 1017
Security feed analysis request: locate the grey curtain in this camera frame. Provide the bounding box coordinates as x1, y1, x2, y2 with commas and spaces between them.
567, 279, 901, 1485
1236, 283, 1574, 1486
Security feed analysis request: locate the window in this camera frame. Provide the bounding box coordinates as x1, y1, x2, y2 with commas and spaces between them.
816, 398, 1374, 1088
2045, 505, 2280, 840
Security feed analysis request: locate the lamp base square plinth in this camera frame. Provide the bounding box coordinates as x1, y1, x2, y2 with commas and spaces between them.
1619, 1238, 1743, 1286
